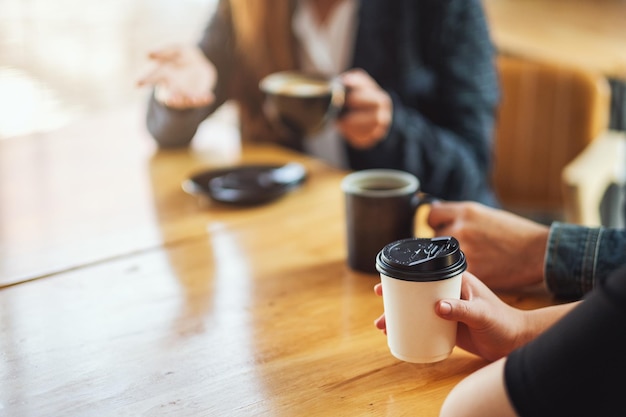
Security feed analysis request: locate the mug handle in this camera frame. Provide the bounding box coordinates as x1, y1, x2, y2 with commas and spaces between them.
329, 78, 346, 117
411, 192, 439, 209
411, 192, 440, 236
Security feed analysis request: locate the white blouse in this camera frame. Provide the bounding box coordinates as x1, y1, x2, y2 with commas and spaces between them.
292, 0, 359, 169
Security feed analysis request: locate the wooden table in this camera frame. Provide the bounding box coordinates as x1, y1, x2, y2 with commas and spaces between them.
482, 0, 626, 81
0, 104, 556, 416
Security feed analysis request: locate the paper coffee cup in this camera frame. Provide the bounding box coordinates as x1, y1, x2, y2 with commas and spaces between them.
376, 236, 466, 363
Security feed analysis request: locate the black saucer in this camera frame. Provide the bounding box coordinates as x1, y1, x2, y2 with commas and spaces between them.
182, 163, 307, 206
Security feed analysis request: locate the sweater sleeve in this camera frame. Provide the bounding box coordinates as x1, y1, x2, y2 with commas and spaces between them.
347, 0, 500, 205
145, 0, 234, 148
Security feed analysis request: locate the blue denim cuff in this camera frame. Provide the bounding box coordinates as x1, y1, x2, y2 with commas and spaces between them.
546, 223, 626, 299
545, 222, 602, 299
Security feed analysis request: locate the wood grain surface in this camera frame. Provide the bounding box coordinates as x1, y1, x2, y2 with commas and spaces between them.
0, 104, 557, 416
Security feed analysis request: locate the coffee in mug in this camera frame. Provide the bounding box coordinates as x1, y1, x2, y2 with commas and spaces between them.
341, 169, 434, 274
376, 236, 466, 363
259, 71, 345, 136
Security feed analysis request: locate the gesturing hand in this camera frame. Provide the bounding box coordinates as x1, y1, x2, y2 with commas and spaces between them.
137, 44, 217, 109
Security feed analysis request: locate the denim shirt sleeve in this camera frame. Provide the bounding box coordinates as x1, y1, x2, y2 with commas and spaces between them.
545, 222, 626, 299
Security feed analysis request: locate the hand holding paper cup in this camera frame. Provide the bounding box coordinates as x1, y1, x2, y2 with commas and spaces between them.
376, 236, 466, 363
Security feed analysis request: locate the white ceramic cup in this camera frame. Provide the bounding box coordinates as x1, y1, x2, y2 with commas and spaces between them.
376, 237, 466, 363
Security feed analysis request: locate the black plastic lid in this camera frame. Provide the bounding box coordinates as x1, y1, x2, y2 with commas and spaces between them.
376, 237, 467, 281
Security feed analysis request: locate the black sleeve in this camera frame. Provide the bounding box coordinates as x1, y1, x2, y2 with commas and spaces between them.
504, 264, 626, 417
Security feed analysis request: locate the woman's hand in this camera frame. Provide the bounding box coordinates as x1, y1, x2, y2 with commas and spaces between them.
336, 68, 392, 149
137, 44, 217, 109
374, 272, 577, 362
428, 201, 550, 290
375, 272, 526, 361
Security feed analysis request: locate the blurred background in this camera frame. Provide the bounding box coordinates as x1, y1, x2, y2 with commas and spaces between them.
0, 0, 218, 139
1, 0, 624, 138
0, 0, 625, 225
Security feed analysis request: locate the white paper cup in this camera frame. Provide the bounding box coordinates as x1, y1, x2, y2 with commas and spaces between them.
376, 237, 466, 363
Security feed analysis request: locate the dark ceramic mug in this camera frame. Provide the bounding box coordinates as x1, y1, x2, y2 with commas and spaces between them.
259, 71, 345, 136
341, 169, 436, 274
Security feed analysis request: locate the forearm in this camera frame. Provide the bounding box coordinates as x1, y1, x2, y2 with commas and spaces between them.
516, 302, 580, 349
146, 96, 213, 148
514, 221, 550, 289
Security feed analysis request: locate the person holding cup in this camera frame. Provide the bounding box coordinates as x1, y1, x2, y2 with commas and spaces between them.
373, 201, 626, 415
137, 0, 500, 205
374, 267, 626, 416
